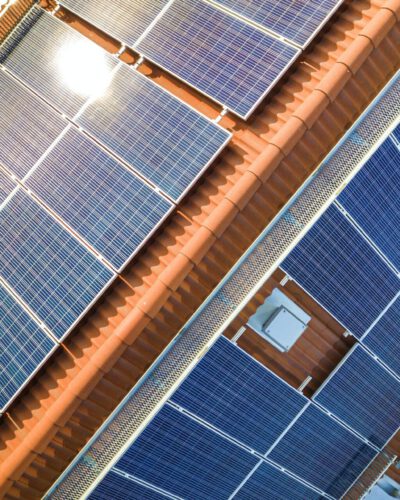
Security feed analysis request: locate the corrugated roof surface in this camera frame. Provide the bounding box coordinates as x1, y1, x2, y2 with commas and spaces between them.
0, 0, 399, 497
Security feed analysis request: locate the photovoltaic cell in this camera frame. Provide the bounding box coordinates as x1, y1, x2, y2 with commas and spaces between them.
171, 337, 307, 453
0, 170, 16, 205
136, 0, 299, 118
338, 137, 400, 270
77, 65, 230, 200
213, 0, 342, 47
281, 204, 400, 338
0, 284, 55, 410
0, 71, 67, 179
0, 189, 114, 339
61, 0, 169, 47
115, 405, 258, 500
26, 127, 172, 270
0, 9, 117, 117
268, 405, 378, 498
391, 123, 400, 143
314, 345, 400, 449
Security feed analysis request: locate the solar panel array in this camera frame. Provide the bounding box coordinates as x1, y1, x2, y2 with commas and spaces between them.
0, 170, 16, 205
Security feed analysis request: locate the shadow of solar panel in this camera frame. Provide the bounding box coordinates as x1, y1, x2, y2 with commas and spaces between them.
0, 8, 117, 117
0, 189, 114, 340
338, 137, 400, 270
171, 337, 307, 453
136, 0, 299, 118
281, 204, 400, 338
268, 405, 378, 498
61, 0, 169, 47
0, 284, 55, 411
0, 71, 67, 179
314, 345, 400, 449
115, 405, 258, 500
26, 127, 172, 270
0, 170, 16, 205
213, 0, 343, 47
77, 64, 230, 200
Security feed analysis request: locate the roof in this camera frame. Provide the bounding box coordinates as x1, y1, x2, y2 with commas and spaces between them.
0, 0, 399, 497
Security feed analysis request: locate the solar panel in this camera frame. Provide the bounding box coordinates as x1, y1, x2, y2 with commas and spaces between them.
61, 0, 169, 47
268, 404, 378, 498
235, 461, 322, 500
136, 0, 299, 118
0, 170, 16, 205
25, 127, 172, 270
338, 137, 400, 270
362, 296, 400, 379
213, 0, 343, 47
115, 404, 258, 500
77, 64, 230, 200
281, 204, 400, 338
313, 345, 400, 449
0, 284, 55, 411
0, 8, 117, 117
0, 71, 67, 179
0, 189, 115, 340
171, 337, 307, 453
391, 123, 400, 144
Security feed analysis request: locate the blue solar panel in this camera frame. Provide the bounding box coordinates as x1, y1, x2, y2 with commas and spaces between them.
268, 405, 378, 498
391, 123, 400, 144
136, 0, 299, 118
115, 404, 258, 500
338, 137, 400, 270
26, 127, 172, 270
171, 337, 307, 453
213, 0, 342, 47
61, 0, 169, 47
314, 345, 400, 449
77, 64, 230, 200
0, 9, 117, 117
362, 295, 400, 378
0, 71, 67, 179
0, 170, 16, 205
0, 284, 55, 410
235, 461, 322, 500
281, 204, 400, 338
0, 189, 114, 339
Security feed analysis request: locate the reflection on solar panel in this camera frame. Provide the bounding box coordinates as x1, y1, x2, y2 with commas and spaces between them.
61, 0, 169, 47
213, 0, 342, 47
268, 405, 378, 498
136, 0, 299, 118
314, 345, 400, 449
0, 284, 55, 411
0, 8, 117, 117
0, 170, 16, 205
0, 71, 67, 178
281, 204, 400, 338
362, 296, 400, 378
235, 461, 321, 500
26, 127, 172, 270
171, 337, 307, 453
338, 137, 400, 270
114, 404, 258, 499
0, 189, 114, 339
77, 65, 230, 200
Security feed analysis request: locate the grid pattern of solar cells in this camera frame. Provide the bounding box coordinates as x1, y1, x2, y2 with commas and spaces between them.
77, 64, 230, 200
391, 123, 400, 143
136, 0, 299, 118
338, 137, 400, 270
115, 404, 259, 500
281, 204, 400, 338
213, 0, 342, 47
0, 189, 114, 339
0, 284, 55, 410
268, 404, 378, 498
0, 71, 67, 179
61, 0, 169, 47
171, 337, 307, 453
314, 345, 400, 449
0, 9, 117, 117
26, 127, 172, 270
362, 296, 400, 378
0, 170, 16, 205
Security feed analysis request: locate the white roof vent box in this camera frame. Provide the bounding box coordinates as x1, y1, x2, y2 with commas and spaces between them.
247, 288, 311, 352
